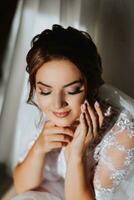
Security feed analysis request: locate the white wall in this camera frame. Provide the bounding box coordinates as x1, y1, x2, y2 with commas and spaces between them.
79, 0, 134, 98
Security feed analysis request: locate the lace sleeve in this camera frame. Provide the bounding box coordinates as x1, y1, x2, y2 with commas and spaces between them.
93, 110, 134, 200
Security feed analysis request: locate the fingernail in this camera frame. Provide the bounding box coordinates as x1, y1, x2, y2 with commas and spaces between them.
81, 104, 84, 112
81, 103, 85, 110
95, 101, 99, 107
85, 100, 89, 106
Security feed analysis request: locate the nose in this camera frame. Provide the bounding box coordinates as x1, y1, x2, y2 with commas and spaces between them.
52, 93, 68, 110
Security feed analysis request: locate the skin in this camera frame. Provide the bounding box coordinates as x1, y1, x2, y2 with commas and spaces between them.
35, 59, 104, 158
35, 59, 87, 127
13, 58, 104, 197
35, 59, 104, 200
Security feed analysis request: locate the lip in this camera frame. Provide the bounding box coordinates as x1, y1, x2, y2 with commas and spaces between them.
53, 111, 71, 118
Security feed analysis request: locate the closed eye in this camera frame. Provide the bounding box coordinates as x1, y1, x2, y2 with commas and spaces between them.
39, 91, 51, 95
68, 88, 84, 95
39, 88, 84, 96
39, 91, 83, 95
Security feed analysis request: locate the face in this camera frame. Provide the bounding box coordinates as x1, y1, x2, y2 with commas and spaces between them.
35, 59, 87, 127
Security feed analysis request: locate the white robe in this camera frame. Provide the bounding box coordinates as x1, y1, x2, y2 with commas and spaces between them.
11, 105, 134, 200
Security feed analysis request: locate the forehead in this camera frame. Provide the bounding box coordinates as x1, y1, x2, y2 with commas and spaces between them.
36, 59, 83, 85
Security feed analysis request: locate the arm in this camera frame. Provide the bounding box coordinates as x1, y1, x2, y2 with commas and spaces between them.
93, 110, 134, 200
13, 121, 73, 194
13, 133, 46, 194
64, 100, 103, 200
65, 155, 95, 200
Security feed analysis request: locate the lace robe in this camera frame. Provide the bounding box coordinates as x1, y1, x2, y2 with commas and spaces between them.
12, 103, 134, 200
93, 109, 134, 199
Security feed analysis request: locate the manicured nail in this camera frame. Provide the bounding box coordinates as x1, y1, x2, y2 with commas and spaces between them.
95, 101, 99, 107
81, 104, 85, 112
85, 100, 89, 106
81, 104, 84, 111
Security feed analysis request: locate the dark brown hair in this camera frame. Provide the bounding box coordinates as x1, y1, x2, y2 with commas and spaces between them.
26, 24, 104, 109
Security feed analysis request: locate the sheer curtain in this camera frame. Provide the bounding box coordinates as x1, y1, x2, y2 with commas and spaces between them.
0, 0, 85, 174
0, 0, 62, 173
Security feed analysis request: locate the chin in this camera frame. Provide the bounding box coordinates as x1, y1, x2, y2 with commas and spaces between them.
54, 121, 72, 127
52, 118, 75, 127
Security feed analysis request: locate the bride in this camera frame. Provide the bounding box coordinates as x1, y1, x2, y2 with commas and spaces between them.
12, 24, 134, 200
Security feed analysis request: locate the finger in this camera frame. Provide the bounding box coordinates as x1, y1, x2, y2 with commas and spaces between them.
85, 131, 92, 145
48, 142, 64, 150
45, 127, 74, 137
81, 104, 92, 133
94, 101, 104, 127
84, 109, 95, 142
81, 103, 94, 141
79, 112, 92, 150
45, 134, 72, 143
85, 101, 98, 135
73, 123, 81, 138
44, 120, 56, 128
80, 111, 88, 138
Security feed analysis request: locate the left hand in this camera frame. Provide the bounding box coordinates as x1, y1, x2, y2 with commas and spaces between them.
68, 100, 104, 160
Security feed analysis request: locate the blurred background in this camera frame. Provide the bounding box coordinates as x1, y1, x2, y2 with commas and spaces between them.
0, 0, 134, 198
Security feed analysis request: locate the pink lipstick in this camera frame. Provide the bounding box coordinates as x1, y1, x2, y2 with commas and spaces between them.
53, 111, 71, 118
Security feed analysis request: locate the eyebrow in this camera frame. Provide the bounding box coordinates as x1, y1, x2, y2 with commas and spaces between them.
37, 79, 84, 88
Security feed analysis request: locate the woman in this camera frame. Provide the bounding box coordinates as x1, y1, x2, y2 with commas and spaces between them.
12, 24, 134, 200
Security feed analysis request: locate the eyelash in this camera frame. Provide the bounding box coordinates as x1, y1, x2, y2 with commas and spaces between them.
39, 88, 83, 96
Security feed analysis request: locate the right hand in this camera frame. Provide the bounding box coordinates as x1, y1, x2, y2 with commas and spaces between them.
34, 120, 74, 155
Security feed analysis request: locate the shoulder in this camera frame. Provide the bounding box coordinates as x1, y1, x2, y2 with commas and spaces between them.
93, 98, 134, 155
93, 109, 134, 195
94, 107, 134, 160
98, 98, 134, 137
113, 109, 134, 135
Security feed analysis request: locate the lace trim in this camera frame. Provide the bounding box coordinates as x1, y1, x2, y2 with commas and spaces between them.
93, 109, 134, 199
94, 132, 114, 162
94, 151, 134, 200
110, 169, 126, 186
94, 178, 114, 200
94, 109, 134, 162
115, 110, 134, 137
95, 189, 113, 200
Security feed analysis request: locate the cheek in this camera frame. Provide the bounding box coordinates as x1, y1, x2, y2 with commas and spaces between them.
36, 96, 49, 112
70, 95, 85, 113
